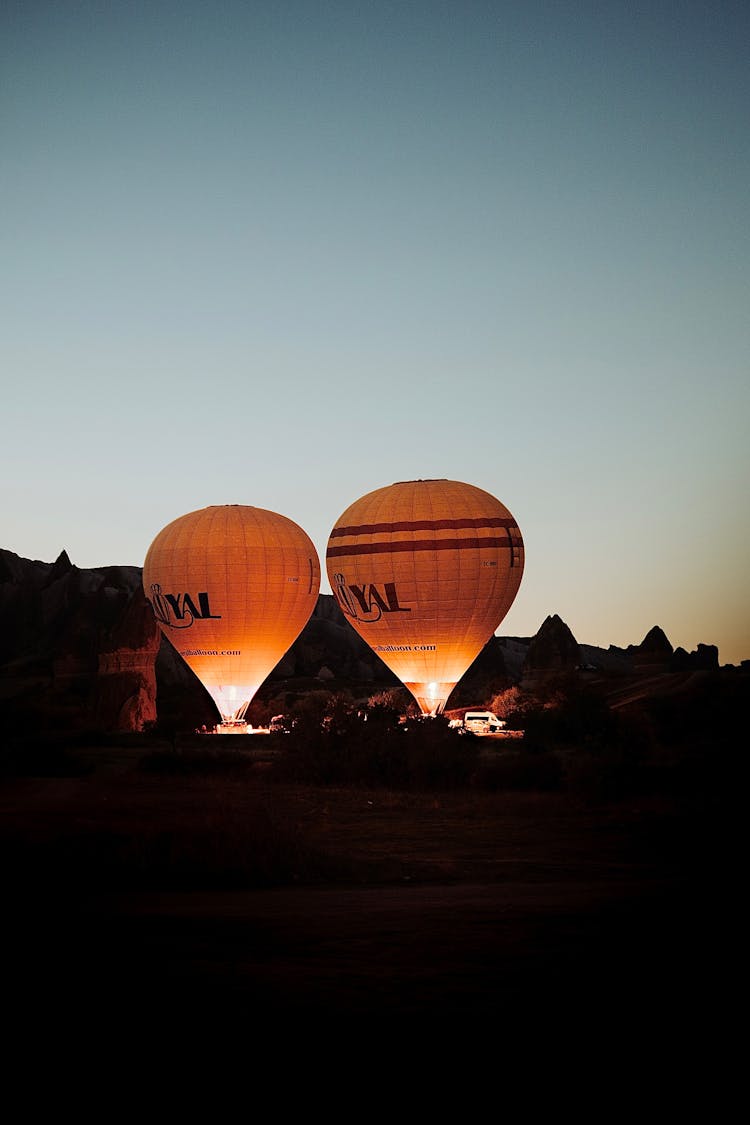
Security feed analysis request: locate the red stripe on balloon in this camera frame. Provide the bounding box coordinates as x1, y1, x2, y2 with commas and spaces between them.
330, 517, 517, 538
327, 535, 522, 558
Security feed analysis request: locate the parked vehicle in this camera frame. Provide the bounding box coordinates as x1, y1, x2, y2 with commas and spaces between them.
456, 710, 506, 735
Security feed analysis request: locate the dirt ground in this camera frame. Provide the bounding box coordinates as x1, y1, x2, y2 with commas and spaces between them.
0, 744, 731, 1044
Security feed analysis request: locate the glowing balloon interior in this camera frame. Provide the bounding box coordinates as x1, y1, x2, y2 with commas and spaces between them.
326, 479, 524, 715
143, 505, 320, 723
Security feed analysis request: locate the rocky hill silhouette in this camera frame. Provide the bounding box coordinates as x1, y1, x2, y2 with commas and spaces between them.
0, 547, 730, 733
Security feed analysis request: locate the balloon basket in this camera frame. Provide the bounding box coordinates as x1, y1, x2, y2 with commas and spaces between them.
212, 720, 272, 735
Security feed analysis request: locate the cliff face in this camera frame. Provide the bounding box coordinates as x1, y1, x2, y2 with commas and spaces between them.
95, 586, 162, 731
0, 549, 158, 732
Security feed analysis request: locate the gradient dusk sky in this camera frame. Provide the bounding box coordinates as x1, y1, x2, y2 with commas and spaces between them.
2, 1, 748, 664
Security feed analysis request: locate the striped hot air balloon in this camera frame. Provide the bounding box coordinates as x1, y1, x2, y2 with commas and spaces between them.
326, 479, 524, 715
143, 505, 320, 727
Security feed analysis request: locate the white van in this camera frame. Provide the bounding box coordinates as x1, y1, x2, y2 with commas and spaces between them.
462, 711, 506, 734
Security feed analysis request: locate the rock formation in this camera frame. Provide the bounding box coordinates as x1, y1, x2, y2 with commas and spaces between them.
670, 643, 719, 672
522, 614, 581, 677
0, 548, 154, 733
632, 625, 673, 673
278, 593, 394, 683
0, 546, 733, 733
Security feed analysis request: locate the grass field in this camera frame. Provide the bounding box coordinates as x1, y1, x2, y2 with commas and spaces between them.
0, 731, 733, 1046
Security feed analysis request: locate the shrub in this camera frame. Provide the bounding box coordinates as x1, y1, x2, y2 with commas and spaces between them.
270, 715, 480, 791
487, 686, 536, 725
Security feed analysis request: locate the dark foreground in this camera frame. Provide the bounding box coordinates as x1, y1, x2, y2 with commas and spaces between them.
0, 741, 735, 1044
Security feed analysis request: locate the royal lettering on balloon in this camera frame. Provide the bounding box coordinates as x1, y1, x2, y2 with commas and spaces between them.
333, 572, 411, 623
148, 584, 221, 629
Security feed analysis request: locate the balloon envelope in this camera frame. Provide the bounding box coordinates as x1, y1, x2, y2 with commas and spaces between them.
326, 479, 524, 715
143, 505, 320, 722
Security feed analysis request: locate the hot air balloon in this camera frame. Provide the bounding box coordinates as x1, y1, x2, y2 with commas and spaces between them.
143, 505, 320, 729
326, 479, 524, 715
